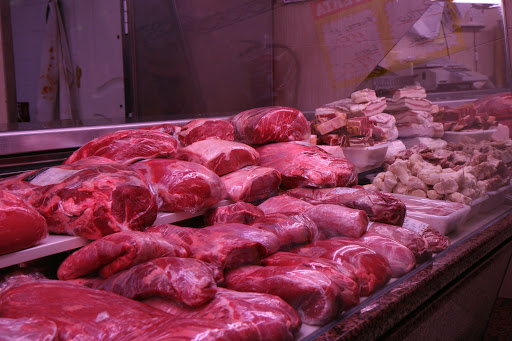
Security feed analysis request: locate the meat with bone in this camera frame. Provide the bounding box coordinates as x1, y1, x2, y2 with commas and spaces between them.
0, 317, 57, 340
225, 264, 347, 325
69, 257, 218, 305
178, 139, 259, 176
146, 224, 279, 272
292, 237, 391, 296
367, 222, 431, 262
0, 189, 48, 255
57, 231, 188, 280
0, 277, 260, 341
64, 129, 178, 165
303, 204, 368, 238
287, 187, 406, 226
249, 213, 319, 248
230, 106, 311, 145
262, 252, 360, 309
257, 194, 314, 216
131, 159, 226, 213
257, 141, 358, 189
178, 118, 235, 146
221, 166, 281, 202
143, 288, 301, 341
204, 201, 264, 225
26, 161, 158, 240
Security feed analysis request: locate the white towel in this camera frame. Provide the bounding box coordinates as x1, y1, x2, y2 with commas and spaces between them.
36, 0, 74, 122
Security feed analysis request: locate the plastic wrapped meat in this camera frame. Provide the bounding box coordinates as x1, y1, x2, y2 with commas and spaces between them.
204, 201, 264, 225
0, 189, 48, 255
303, 204, 368, 238
257, 141, 358, 189
0, 317, 57, 340
146, 224, 279, 272
250, 213, 319, 248
64, 129, 178, 165
69, 257, 218, 306
287, 187, 406, 226
225, 264, 346, 325
262, 252, 360, 309
222, 166, 281, 202
258, 194, 314, 215
292, 238, 391, 296
230, 106, 311, 145
131, 159, 227, 213
143, 288, 301, 341
0, 277, 260, 341
367, 222, 432, 262
0, 172, 39, 200
26, 162, 158, 240
178, 118, 235, 146
402, 217, 450, 253
57, 231, 188, 280
178, 140, 259, 176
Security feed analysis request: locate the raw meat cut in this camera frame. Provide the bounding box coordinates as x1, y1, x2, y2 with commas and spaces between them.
287, 187, 406, 226
225, 264, 346, 325
26, 162, 158, 240
258, 194, 314, 215
292, 238, 391, 296
402, 217, 450, 253
343, 234, 416, 277
0, 317, 57, 341
230, 106, 311, 145
131, 158, 226, 213
262, 252, 360, 309
144, 287, 301, 341
0, 171, 39, 200
140, 123, 181, 135
70, 257, 218, 305
257, 141, 358, 189
303, 204, 368, 238
222, 166, 281, 202
367, 222, 431, 262
0, 189, 48, 255
57, 231, 188, 280
0, 277, 259, 341
178, 139, 259, 176
204, 201, 264, 225
146, 223, 279, 272
250, 213, 319, 248
178, 118, 235, 146
64, 129, 178, 165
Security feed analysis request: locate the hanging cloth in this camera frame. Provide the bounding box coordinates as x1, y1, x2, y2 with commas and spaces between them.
36, 0, 74, 122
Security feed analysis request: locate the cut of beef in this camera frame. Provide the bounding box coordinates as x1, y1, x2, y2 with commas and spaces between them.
178, 118, 235, 146
0, 317, 57, 341
292, 238, 391, 296
0, 172, 38, 201
0, 189, 48, 255
287, 187, 406, 226
367, 222, 431, 262
131, 159, 226, 213
139, 123, 181, 135
144, 287, 301, 341
178, 140, 259, 176
402, 217, 450, 253
225, 264, 346, 325
221, 166, 281, 202
258, 194, 314, 215
204, 201, 264, 225
0, 278, 258, 341
230, 106, 311, 145
64, 129, 178, 165
250, 213, 319, 248
70, 257, 217, 305
303, 204, 368, 238
27, 162, 158, 240
57, 231, 188, 280
262, 252, 360, 309
257, 141, 358, 189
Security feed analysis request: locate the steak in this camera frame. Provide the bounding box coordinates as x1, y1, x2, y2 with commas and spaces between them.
64, 129, 178, 165
204, 201, 264, 225
178, 118, 235, 146
250, 213, 319, 248
230, 106, 311, 145
257, 141, 358, 189
222, 166, 281, 202
258, 194, 314, 215
303, 204, 368, 238
131, 158, 226, 213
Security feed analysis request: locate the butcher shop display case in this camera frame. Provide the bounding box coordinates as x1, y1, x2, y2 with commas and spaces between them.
1, 0, 512, 340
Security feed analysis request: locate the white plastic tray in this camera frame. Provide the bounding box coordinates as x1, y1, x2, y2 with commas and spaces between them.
342, 143, 389, 172
442, 129, 496, 144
